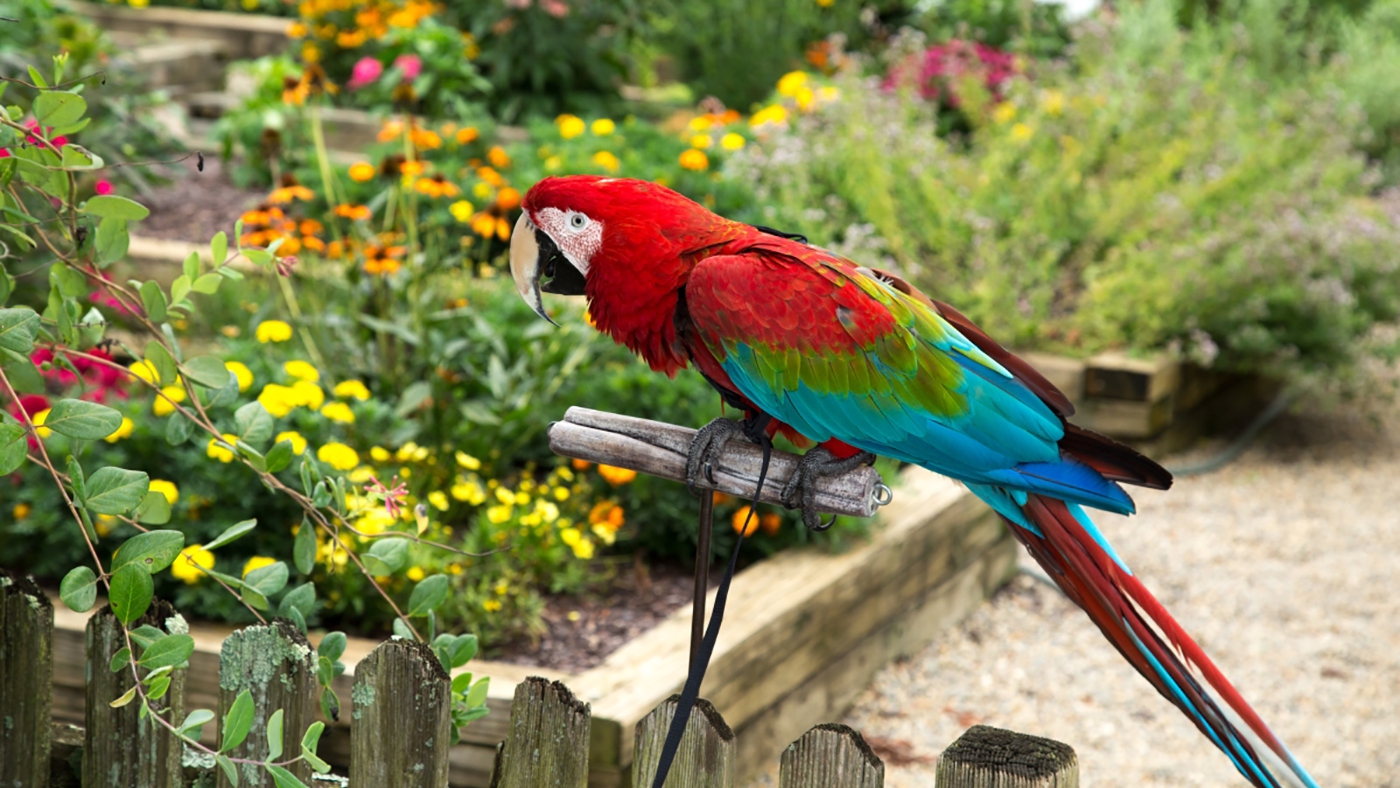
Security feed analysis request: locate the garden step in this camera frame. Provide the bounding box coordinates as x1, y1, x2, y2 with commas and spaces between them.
61, 0, 288, 60
126, 38, 231, 96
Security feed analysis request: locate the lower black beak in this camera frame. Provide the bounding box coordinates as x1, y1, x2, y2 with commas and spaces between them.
536, 229, 587, 296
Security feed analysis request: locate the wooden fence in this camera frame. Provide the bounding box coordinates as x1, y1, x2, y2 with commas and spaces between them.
1, 575, 1079, 788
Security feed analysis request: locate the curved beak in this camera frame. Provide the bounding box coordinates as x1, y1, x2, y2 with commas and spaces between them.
508, 212, 589, 327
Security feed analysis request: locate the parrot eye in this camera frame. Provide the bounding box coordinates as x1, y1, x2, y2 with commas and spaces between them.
569, 213, 589, 230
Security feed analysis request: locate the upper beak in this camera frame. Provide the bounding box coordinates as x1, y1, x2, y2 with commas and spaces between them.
508, 213, 555, 325
508, 212, 589, 327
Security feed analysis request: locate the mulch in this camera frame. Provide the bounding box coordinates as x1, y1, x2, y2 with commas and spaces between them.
134, 156, 266, 243
491, 557, 715, 675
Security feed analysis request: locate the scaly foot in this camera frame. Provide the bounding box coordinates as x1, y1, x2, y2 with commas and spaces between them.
781, 447, 877, 530
685, 415, 771, 494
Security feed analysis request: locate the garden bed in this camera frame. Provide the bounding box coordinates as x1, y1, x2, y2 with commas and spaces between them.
45, 466, 1013, 787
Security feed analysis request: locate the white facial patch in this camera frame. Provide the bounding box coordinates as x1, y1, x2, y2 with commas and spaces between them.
533, 206, 603, 276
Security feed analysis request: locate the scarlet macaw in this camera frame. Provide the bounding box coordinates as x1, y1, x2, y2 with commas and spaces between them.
508, 175, 1318, 788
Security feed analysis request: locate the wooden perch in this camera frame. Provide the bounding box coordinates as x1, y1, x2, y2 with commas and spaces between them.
546, 407, 889, 519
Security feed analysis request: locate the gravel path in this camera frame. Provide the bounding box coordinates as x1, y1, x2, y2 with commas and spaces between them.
753, 399, 1400, 787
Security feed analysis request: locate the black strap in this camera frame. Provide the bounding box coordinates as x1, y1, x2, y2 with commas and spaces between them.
650, 438, 773, 788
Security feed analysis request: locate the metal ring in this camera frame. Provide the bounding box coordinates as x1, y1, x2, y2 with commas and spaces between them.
872, 483, 894, 507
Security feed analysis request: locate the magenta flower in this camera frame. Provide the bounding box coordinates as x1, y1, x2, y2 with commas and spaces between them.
393, 54, 422, 81
366, 474, 409, 519
884, 39, 1021, 107
348, 56, 384, 89
95, 180, 114, 195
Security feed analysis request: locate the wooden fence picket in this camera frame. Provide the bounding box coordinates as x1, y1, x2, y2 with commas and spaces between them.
490, 676, 592, 788
215, 620, 320, 788
779, 723, 884, 788
350, 639, 453, 787
0, 572, 55, 788
934, 725, 1079, 788
631, 695, 736, 788
84, 599, 185, 788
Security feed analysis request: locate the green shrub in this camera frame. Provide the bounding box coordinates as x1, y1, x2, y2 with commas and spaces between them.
735, 0, 1400, 387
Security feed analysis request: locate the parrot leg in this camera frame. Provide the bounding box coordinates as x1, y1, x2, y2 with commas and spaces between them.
684, 414, 771, 493
782, 447, 877, 530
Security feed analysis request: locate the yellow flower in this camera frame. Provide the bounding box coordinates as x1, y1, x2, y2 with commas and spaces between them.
732, 505, 760, 536
349, 162, 376, 182
749, 104, 788, 128
428, 491, 449, 511
258, 384, 298, 418
349, 466, 374, 483
225, 361, 253, 392
301, 42, 320, 63
776, 70, 809, 97
449, 200, 475, 223
573, 537, 594, 560
406, 566, 425, 581
455, 451, 480, 470
544, 155, 563, 171
291, 380, 325, 410
554, 487, 569, 501
678, 149, 709, 171
689, 134, 712, 149
242, 555, 277, 578
153, 386, 186, 417
256, 320, 293, 343
1010, 123, 1035, 143
283, 360, 320, 382
720, 133, 746, 151
597, 464, 637, 486
486, 505, 511, 524
13, 502, 31, 520
482, 599, 502, 612
208, 434, 238, 463
274, 430, 307, 455
992, 102, 1017, 124
371, 446, 391, 462
287, 21, 307, 38
332, 380, 370, 401
1040, 89, 1065, 117
493, 580, 508, 595
104, 417, 134, 443
317, 442, 359, 471
128, 0, 149, 7
321, 402, 355, 424
591, 118, 616, 136
556, 114, 585, 139
592, 151, 620, 172
128, 359, 161, 386
560, 527, 582, 547
689, 116, 713, 131
171, 545, 214, 584
148, 479, 179, 505
95, 514, 117, 537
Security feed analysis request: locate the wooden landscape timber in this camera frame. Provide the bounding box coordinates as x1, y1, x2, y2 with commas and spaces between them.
61, 1, 289, 61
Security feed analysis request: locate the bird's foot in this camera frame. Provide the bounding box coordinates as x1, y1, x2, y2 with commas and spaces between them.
685, 417, 756, 494
782, 447, 877, 531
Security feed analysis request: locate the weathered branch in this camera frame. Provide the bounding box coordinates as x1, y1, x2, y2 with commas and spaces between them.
546, 408, 888, 519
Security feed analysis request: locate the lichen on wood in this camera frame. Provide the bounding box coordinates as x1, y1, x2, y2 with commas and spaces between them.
350, 639, 452, 787
1, 571, 54, 788
216, 619, 318, 788
632, 694, 735, 788
934, 725, 1078, 788
491, 676, 591, 788
779, 723, 884, 788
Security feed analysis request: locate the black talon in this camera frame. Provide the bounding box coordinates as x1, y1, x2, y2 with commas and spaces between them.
685, 414, 771, 495
782, 447, 877, 531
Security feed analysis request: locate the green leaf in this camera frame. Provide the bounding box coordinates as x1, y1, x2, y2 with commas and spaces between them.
234, 401, 273, 446
300, 721, 329, 773
244, 561, 288, 597
0, 423, 25, 474
44, 399, 122, 440
465, 676, 491, 708
317, 631, 346, 662
65, 455, 87, 502
220, 688, 254, 752
146, 675, 171, 701
293, 519, 315, 575
265, 439, 294, 474
165, 412, 193, 445
0, 308, 40, 354
316, 654, 334, 687
129, 624, 166, 650
169, 274, 191, 306
265, 764, 309, 788
50, 263, 87, 298
27, 65, 47, 88
394, 380, 433, 418
392, 617, 413, 640
242, 586, 268, 610
407, 574, 449, 617
278, 582, 315, 619
204, 373, 240, 409
192, 273, 222, 295
139, 281, 168, 323
83, 467, 150, 515
319, 687, 339, 722
33, 92, 86, 129
451, 672, 473, 695
449, 634, 478, 668
310, 481, 331, 508
205, 519, 257, 550
285, 605, 307, 634
143, 343, 176, 387
109, 647, 131, 673
363, 538, 409, 575
1, 348, 43, 394
95, 217, 128, 264
82, 194, 149, 221
178, 709, 215, 738
211, 231, 228, 265
183, 355, 232, 389
109, 563, 153, 625
59, 566, 98, 612
109, 685, 137, 708
138, 634, 195, 670
183, 251, 200, 281
217, 754, 239, 787
112, 530, 185, 574
134, 490, 172, 525
265, 708, 284, 760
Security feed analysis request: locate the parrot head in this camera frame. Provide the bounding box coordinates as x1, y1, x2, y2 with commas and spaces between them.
509, 175, 746, 373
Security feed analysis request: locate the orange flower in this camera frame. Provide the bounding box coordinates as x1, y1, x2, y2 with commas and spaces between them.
496, 187, 521, 211
399, 160, 426, 178
378, 120, 404, 143
476, 166, 505, 188
415, 175, 460, 198
348, 161, 375, 182
334, 203, 372, 221
597, 464, 637, 486
487, 146, 511, 168
760, 512, 782, 536
732, 506, 760, 536
571, 458, 591, 471
299, 219, 323, 236
469, 212, 497, 238
679, 149, 709, 171
269, 185, 314, 204
456, 126, 479, 145
411, 127, 442, 150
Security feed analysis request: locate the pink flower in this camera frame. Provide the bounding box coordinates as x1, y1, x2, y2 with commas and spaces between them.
366, 475, 409, 519
348, 56, 384, 89
393, 54, 422, 81
0, 149, 9, 158
94, 180, 113, 196
505, 0, 531, 8
541, 0, 568, 17
883, 39, 1021, 107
